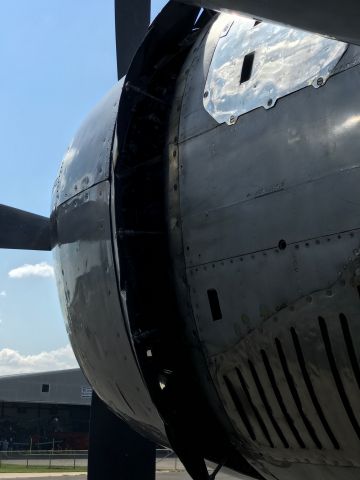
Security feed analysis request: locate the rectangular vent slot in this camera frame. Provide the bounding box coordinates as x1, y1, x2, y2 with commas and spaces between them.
291, 327, 340, 449
236, 367, 274, 448
224, 375, 256, 440
275, 338, 322, 449
248, 360, 289, 448
261, 349, 306, 448
318, 316, 360, 439
207, 289, 222, 321
240, 52, 255, 84
340, 313, 360, 389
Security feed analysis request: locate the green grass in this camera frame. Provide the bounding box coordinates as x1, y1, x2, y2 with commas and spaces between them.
0, 463, 86, 473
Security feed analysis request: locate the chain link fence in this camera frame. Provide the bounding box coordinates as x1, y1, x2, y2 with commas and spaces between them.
0, 450, 87, 470
0, 448, 184, 471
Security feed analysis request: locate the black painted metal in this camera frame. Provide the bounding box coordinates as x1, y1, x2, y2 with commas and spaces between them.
180, 0, 360, 45
0, 204, 51, 250
53, 181, 166, 444
114, 2, 213, 476
51, 4, 360, 480
52, 70, 165, 443
113, 5, 262, 480
52, 81, 123, 210
167, 11, 360, 479
88, 392, 156, 480
114, 0, 150, 79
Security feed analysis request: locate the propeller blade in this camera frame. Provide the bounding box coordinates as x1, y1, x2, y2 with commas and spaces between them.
88, 392, 156, 480
180, 0, 360, 45
114, 0, 151, 80
0, 204, 51, 251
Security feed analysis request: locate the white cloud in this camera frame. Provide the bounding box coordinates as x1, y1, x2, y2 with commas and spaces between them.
0, 291, 6, 297
0, 344, 78, 376
8, 262, 54, 279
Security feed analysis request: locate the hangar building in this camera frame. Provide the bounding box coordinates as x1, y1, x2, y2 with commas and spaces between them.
0, 368, 91, 450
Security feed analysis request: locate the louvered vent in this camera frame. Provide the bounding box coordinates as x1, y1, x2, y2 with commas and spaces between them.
223, 313, 360, 452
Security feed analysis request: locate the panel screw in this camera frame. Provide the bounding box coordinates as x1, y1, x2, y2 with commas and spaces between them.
278, 239, 287, 250
204, 90, 209, 98
317, 77, 324, 86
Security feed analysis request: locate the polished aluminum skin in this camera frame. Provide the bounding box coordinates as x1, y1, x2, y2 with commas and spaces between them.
204, 14, 348, 124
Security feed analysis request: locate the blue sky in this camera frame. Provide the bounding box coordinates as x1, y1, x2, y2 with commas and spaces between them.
0, 0, 167, 374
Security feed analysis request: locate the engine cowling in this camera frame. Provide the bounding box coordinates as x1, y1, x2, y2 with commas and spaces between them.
53, 4, 360, 480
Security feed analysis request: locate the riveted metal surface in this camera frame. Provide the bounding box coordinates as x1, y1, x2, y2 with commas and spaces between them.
168, 10, 360, 480
188, 240, 360, 465
167, 19, 271, 480
207, 261, 360, 467
180, 64, 360, 267
178, 16, 360, 144
204, 14, 348, 124
187, 230, 360, 357
53, 181, 166, 444
177, 14, 220, 143
256, 462, 360, 480
48, 4, 360, 477
52, 80, 123, 209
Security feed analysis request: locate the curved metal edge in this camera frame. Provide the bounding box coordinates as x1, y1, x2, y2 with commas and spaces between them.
51, 80, 123, 211
112, 3, 263, 478
52, 180, 166, 446
179, 0, 360, 46
166, 19, 268, 480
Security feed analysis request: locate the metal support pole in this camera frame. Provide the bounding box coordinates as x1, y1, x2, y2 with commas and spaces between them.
88, 392, 156, 480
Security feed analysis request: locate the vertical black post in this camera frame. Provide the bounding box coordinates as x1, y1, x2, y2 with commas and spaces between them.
88, 392, 156, 479
114, 0, 150, 79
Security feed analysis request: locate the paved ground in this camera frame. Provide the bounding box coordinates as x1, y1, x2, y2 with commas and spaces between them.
0, 470, 241, 479
157, 473, 239, 479
0, 475, 84, 479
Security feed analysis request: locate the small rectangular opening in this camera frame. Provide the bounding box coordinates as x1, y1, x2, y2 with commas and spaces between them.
41, 383, 50, 393
207, 289, 222, 321
240, 52, 255, 84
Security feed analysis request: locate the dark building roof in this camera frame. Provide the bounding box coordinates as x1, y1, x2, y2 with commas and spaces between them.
0, 369, 91, 406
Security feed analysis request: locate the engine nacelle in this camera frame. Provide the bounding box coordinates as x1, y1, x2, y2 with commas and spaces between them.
53, 4, 360, 479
